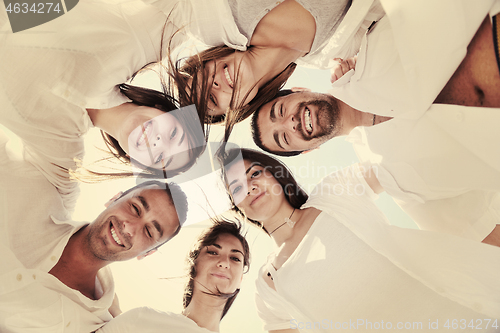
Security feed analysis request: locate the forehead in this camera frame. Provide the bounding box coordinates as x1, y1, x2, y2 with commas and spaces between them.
212, 233, 244, 253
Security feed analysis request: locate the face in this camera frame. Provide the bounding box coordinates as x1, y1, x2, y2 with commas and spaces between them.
194, 233, 245, 295
226, 159, 287, 222
125, 111, 191, 171
257, 92, 340, 153
85, 185, 180, 262
199, 52, 258, 117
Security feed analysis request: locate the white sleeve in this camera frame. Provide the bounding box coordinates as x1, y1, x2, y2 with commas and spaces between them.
254, 281, 294, 331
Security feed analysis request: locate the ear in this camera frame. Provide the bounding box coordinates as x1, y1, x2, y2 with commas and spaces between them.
105, 192, 123, 208
300, 146, 320, 154
137, 248, 157, 260
290, 87, 312, 92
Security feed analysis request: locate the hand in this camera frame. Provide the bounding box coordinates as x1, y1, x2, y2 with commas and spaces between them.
330, 56, 357, 83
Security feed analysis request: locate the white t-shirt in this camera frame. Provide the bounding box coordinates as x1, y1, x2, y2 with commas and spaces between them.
255, 165, 500, 332
0, 130, 115, 333
97, 307, 217, 333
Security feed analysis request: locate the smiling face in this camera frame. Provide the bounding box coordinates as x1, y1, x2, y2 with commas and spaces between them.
125, 111, 191, 171
199, 52, 258, 117
85, 185, 180, 262
194, 233, 245, 295
226, 159, 287, 222
256, 92, 340, 153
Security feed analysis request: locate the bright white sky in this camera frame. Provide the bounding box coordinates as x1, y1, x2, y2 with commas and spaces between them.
1, 60, 417, 333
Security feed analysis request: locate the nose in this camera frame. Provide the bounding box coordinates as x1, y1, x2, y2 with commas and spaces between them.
152, 134, 163, 147
122, 217, 141, 238
218, 255, 230, 269
212, 79, 220, 90
247, 181, 258, 195
283, 113, 298, 132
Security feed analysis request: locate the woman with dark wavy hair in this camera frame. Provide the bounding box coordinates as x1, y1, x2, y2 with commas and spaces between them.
0, 0, 207, 212
97, 220, 250, 333
222, 148, 500, 333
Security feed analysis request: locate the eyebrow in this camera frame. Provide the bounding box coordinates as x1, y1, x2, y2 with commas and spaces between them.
269, 101, 277, 122
179, 131, 185, 146
211, 243, 244, 256
138, 195, 164, 238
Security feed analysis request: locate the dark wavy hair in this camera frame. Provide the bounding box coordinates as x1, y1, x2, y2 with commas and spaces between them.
98, 83, 207, 179
183, 219, 250, 319
221, 148, 308, 233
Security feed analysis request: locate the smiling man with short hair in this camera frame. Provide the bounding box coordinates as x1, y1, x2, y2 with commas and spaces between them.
0, 131, 188, 332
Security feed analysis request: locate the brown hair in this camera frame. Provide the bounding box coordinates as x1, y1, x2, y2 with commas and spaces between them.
169, 45, 296, 141
183, 219, 250, 319
221, 148, 308, 233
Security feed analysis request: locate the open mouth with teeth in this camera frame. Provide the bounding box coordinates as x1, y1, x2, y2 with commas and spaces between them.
110, 224, 124, 247
223, 65, 234, 89
304, 108, 313, 134
136, 121, 153, 148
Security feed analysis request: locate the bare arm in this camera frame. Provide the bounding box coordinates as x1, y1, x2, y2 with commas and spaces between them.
361, 165, 385, 194
482, 224, 500, 247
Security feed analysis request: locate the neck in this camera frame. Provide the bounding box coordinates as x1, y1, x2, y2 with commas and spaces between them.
337, 102, 375, 135
48, 225, 108, 300
87, 103, 134, 140
263, 206, 305, 247
246, 47, 301, 90
183, 293, 225, 332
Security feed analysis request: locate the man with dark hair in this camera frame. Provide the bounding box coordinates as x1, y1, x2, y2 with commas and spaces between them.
251, 1, 500, 247
0, 130, 188, 332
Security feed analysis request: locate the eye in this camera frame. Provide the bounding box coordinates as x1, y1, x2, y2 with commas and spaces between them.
132, 204, 140, 216
207, 250, 217, 255
145, 227, 152, 238
283, 133, 289, 145
279, 104, 283, 117
170, 127, 177, 140
251, 170, 262, 178
231, 256, 242, 262
209, 94, 218, 107
155, 153, 163, 164
231, 185, 242, 196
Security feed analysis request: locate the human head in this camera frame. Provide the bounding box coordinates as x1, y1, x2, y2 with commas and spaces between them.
172, 45, 296, 125
101, 84, 206, 179
251, 90, 341, 156
222, 148, 308, 233
183, 220, 250, 319
85, 180, 188, 262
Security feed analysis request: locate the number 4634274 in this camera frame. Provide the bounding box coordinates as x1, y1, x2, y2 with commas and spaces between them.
5, 2, 61, 14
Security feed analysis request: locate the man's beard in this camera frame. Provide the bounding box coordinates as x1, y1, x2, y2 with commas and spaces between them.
296, 97, 339, 142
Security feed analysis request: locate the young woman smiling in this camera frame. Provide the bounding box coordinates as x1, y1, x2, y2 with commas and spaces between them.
222, 148, 500, 332
96, 220, 250, 333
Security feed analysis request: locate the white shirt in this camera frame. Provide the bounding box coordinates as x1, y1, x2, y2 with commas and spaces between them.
0, 130, 115, 333
0, 0, 180, 212
255, 165, 500, 332
329, 0, 498, 116
347, 105, 500, 240
96, 307, 216, 333
143, 0, 385, 69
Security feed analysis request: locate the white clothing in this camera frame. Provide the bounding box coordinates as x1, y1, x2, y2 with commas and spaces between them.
96, 307, 216, 333
143, 0, 385, 68
0, 0, 178, 212
255, 165, 500, 332
329, 0, 497, 116
347, 105, 500, 241
0, 130, 115, 333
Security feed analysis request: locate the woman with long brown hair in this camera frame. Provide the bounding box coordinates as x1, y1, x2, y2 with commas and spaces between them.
222, 148, 500, 332
97, 220, 250, 333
